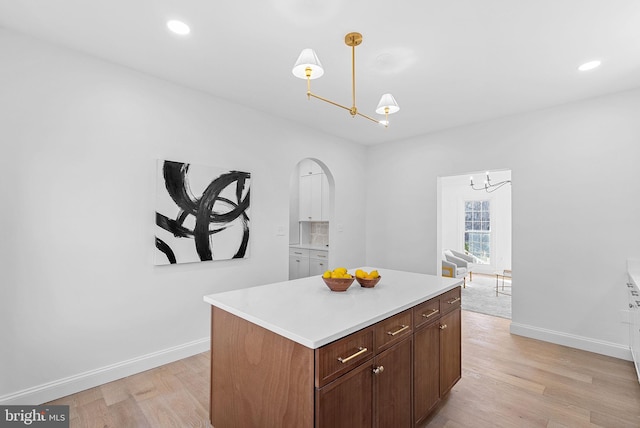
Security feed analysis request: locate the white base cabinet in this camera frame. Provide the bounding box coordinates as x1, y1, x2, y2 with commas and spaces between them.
290, 247, 329, 280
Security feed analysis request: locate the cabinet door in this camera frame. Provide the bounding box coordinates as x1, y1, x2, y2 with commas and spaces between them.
413, 321, 440, 425
374, 338, 412, 428
310, 174, 322, 221
321, 173, 330, 221
300, 173, 327, 221
316, 361, 373, 428
299, 174, 313, 221
439, 308, 461, 396
309, 258, 328, 277
289, 255, 310, 280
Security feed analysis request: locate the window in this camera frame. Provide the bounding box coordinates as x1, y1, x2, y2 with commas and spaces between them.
464, 200, 490, 264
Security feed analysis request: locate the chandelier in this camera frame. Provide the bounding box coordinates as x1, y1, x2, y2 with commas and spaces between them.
470, 172, 512, 193
292, 32, 399, 128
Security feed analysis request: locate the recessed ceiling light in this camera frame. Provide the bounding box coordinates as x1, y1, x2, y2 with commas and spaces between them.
578, 60, 601, 72
167, 20, 190, 36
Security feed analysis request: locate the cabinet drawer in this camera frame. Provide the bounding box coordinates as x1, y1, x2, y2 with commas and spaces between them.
440, 287, 461, 315
413, 297, 441, 330
374, 310, 413, 353
315, 327, 374, 388
289, 247, 310, 257
310, 250, 329, 260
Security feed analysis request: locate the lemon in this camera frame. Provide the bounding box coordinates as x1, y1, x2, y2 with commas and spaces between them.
355, 269, 366, 278
331, 271, 342, 279
334, 267, 348, 275
343, 274, 352, 279
365, 275, 374, 280
323, 270, 331, 279
370, 270, 379, 278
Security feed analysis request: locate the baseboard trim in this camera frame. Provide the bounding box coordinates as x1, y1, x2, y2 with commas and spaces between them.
0, 337, 210, 405
510, 322, 632, 361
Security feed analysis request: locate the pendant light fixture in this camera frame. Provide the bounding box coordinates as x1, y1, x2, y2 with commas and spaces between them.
292, 32, 400, 128
470, 172, 512, 193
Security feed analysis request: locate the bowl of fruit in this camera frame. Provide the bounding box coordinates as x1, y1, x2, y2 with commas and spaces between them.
322, 267, 355, 292
355, 269, 381, 288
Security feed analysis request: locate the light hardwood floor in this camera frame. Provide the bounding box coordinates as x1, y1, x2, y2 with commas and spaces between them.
47, 311, 640, 427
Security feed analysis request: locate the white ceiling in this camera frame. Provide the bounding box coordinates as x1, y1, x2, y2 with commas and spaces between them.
1, 0, 640, 145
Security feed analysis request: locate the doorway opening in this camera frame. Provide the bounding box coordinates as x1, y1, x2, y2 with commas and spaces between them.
438, 170, 512, 319
288, 158, 334, 280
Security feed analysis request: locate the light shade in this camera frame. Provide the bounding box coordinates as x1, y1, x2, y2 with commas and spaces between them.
578, 60, 601, 71
375, 93, 400, 114
167, 20, 190, 35
292, 49, 324, 79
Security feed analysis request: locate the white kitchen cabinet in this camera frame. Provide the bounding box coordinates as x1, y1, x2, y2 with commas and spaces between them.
298, 159, 329, 222
300, 173, 329, 222
290, 248, 310, 280
309, 249, 329, 276
290, 247, 328, 279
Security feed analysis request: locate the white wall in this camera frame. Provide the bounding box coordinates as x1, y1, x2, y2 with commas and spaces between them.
366, 89, 640, 359
441, 171, 512, 274
0, 29, 368, 404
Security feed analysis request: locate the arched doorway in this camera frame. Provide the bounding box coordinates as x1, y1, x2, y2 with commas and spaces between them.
288, 158, 334, 280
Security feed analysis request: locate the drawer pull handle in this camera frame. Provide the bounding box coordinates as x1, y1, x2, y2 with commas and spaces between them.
387, 325, 409, 336
447, 297, 461, 305
294, 252, 302, 255
422, 309, 440, 318
337, 347, 368, 364
440, 324, 448, 330
372, 365, 384, 375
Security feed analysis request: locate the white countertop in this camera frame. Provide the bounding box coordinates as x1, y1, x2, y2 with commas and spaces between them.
203, 267, 462, 349
289, 243, 329, 251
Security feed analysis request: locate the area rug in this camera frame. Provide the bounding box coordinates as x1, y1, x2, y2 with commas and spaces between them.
461, 274, 511, 319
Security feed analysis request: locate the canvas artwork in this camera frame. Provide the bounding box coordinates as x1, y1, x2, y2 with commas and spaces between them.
155, 160, 251, 265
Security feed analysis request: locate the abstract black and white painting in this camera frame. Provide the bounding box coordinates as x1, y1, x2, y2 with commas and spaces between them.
155, 160, 251, 265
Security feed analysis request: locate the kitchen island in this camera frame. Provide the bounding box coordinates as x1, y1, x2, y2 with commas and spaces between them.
203, 267, 463, 427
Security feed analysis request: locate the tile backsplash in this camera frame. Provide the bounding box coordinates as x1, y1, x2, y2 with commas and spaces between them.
300, 221, 329, 247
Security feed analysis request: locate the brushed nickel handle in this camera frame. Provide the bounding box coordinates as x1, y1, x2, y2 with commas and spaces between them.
387, 325, 409, 336
439, 324, 448, 330
372, 365, 384, 375
422, 309, 440, 318
337, 347, 367, 364
447, 297, 461, 304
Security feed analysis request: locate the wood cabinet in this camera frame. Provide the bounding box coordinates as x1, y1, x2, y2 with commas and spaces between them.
315, 340, 412, 428
375, 337, 413, 427
315, 311, 413, 428
209, 287, 462, 428
413, 287, 462, 426
316, 359, 373, 428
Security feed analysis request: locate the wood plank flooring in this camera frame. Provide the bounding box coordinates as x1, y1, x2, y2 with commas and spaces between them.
46, 311, 640, 427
